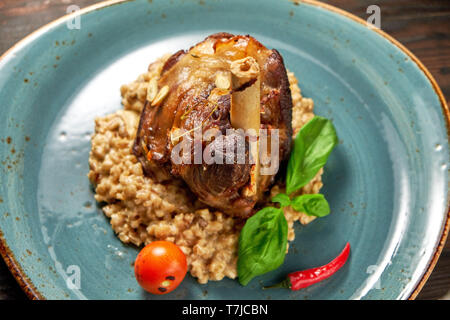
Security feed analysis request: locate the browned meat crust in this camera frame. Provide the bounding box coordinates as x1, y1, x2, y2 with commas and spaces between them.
133, 33, 292, 218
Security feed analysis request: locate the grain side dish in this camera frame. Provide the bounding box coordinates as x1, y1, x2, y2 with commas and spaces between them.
88, 54, 322, 284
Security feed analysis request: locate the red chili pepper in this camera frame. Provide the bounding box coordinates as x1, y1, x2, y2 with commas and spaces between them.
264, 242, 350, 290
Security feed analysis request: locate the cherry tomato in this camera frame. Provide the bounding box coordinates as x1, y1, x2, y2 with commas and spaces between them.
134, 241, 187, 295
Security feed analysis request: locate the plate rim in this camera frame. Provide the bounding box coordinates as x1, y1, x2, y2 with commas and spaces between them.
0, 0, 448, 300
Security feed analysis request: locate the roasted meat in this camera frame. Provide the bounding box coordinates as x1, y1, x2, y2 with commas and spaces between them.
133, 33, 293, 218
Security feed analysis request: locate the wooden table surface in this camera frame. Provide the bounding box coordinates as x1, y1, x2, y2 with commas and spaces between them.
0, 0, 448, 300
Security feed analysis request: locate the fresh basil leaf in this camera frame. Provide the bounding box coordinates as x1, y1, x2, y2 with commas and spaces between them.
291, 194, 330, 217
286, 116, 338, 195
238, 207, 288, 286
271, 193, 291, 208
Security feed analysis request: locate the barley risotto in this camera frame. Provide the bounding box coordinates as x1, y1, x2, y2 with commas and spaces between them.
88, 53, 323, 284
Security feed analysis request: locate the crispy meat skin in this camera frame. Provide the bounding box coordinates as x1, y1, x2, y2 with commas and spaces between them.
133, 33, 292, 218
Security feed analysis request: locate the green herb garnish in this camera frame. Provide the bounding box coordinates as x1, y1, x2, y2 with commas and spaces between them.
271, 193, 291, 208
286, 116, 338, 195
237, 207, 288, 286
290, 193, 330, 217
237, 116, 338, 286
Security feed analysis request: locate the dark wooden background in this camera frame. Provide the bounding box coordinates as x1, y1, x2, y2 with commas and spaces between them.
0, 0, 448, 300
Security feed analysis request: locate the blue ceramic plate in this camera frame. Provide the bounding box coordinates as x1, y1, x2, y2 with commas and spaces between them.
0, 0, 448, 300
